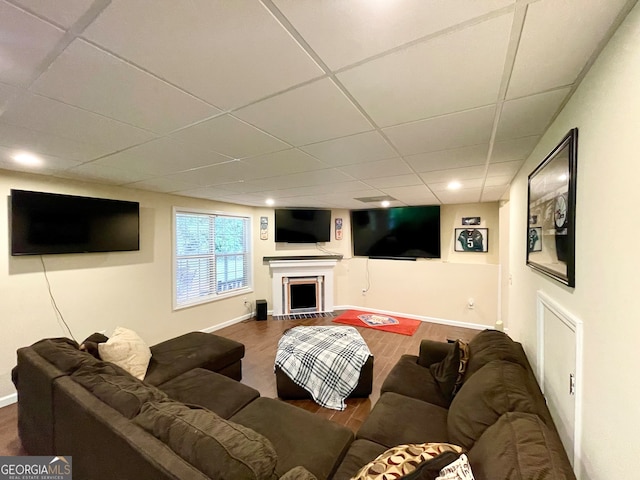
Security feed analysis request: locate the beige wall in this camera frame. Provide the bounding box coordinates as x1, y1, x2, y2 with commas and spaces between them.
253, 203, 500, 327
505, 4, 640, 478
1, 175, 501, 401
0, 170, 256, 400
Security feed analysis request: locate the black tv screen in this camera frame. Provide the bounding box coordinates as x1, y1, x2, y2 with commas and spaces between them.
351, 205, 440, 259
275, 208, 331, 243
10, 189, 140, 255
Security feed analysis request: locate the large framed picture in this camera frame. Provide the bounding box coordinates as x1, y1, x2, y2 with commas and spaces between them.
455, 228, 488, 252
527, 128, 578, 287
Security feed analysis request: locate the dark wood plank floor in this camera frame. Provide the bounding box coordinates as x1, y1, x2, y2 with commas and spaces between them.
0, 314, 478, 455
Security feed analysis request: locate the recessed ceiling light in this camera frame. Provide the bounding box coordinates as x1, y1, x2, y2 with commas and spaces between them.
12, 152, 43, 167
381, 200, 390, 208
447, 181, 462, 190
265, 198, 275, 206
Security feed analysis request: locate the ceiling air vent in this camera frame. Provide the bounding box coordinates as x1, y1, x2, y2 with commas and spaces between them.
354, 195, 396, 203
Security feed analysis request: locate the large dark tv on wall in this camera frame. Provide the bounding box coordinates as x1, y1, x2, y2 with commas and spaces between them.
10, 189, 140, 255
351, 205, 441, 259
275, 208, 331, 243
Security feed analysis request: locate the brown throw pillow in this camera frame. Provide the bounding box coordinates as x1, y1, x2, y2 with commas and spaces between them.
429, 340, 469, 402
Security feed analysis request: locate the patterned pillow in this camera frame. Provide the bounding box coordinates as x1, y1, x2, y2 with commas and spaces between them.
351, 443, 463, 480
429, 340, 469, 402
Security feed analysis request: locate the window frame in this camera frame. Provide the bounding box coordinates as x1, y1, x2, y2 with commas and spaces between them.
172, 206, 253, 310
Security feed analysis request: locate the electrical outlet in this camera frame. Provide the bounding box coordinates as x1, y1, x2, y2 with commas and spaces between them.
467, 298, 475, 309
361, 288, 367, 296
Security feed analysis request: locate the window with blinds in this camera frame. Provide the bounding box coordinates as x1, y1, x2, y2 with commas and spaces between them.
174, 209, 251, 308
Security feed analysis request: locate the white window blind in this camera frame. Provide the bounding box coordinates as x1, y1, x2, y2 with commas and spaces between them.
174, 210, 250, 308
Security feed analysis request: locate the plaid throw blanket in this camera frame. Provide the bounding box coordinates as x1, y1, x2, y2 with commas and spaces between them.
275, 326, 371, 411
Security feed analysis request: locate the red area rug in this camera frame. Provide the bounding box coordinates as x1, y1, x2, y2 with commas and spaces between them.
333, 310, 421, 336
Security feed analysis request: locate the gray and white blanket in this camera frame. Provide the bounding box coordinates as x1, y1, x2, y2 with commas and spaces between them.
275, 326, 371, 411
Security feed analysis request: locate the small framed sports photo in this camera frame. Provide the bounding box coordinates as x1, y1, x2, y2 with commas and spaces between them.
462, 216, 481, 226
528, 227, 542, 252
455, 228, 489, 253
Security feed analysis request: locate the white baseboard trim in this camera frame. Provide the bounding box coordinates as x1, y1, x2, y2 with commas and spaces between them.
200, 312, 254, 333
334, 305, 490, 331
0, 393, 17, 408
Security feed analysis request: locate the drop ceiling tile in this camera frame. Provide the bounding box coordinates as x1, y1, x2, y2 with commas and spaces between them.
270, 196, 336, 208
242, 168, 353, 191
239, 149, 328, 180
125, 177, 199, 194
83, 0, 323, 109
496, 88, 570, 140
484, 175, 513, 187
234, 78, 372, 146
338, 158, 412, 180
487, 160, 524, 177
406, 144, 490, 174
0, 121, 104, 161
0, 145, 80, 173
384, 106, 495, 156
173, 185, 237, 201
0, 83, 19, 111
507, 0, 629, 98
366, 174, 422, 189
0, 2, 64, 86
321, 188, 385, 204
165, 161, 248, 187
275, 0, 515, 69
380, 185, 440, 206
31, 39, 220, 134
167, 114, 289, 160
12, 0, 94, 28
436, 187, 482, 204
300, 131, 396, 166
481, 185, 508, 202
491, 135, 539, 163
428, 178, 484, 192
65, 163, 154, 184
92, 137, 232, 176
1, 92, 155, 154
419, 166, 486, 183
337, 13, 512, 127
263, 181, 373, 198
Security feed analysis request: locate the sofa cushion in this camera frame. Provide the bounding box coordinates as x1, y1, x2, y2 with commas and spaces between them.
448, 361, 542, 450
135, 400, 277, 480
279, 466, 318, 480
157, 367, 259, 419
468, 412, 576, 480
332, 439, 389, 480
429, 340, 469, 402
464, 330, 528, 382
99, 327, 152, 380
71, 362, 167, 419
357, 392, 449, 448
31, 338, 98, 374
381, 355, 450, 408
230, 397, 353, 480
352, 443, 463, 480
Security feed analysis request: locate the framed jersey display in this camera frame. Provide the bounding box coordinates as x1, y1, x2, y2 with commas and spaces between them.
527, 128, 578, 287
455, 228, 488, 252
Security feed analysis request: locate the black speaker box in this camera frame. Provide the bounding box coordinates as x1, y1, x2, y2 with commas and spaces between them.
256, 299, 267, 321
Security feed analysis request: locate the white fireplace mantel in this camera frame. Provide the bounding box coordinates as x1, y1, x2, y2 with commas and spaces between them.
268, 258, 338, 316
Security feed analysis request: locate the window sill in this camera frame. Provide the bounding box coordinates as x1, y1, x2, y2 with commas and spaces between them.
173, 286, 253, 311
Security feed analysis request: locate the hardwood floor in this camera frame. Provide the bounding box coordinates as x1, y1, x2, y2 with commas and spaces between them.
0, 314, 478, 455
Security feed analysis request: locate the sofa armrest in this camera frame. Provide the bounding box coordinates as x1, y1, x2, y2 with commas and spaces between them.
417, 340, 454, 367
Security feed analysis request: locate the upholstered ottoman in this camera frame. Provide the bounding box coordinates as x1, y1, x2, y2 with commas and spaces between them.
276, 355, 374, 400
144, 332, 244, 386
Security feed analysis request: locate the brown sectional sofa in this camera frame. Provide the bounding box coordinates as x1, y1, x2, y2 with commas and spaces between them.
14, 328, 577, 480
332, 329, 577, 480
14, 333, 353, 480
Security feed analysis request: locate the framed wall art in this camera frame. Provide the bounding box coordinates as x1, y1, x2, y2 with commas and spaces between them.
455, 228, 488, 252
527, 128, 578, 287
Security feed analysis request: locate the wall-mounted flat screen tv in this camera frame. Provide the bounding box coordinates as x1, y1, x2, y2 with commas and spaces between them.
351, 205, 440, 259
10, 189, 140, 255
275, 208, 331, 243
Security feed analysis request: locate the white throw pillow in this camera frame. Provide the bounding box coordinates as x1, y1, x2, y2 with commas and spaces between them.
436, 454, 475, 480
98, 327, 151, 380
